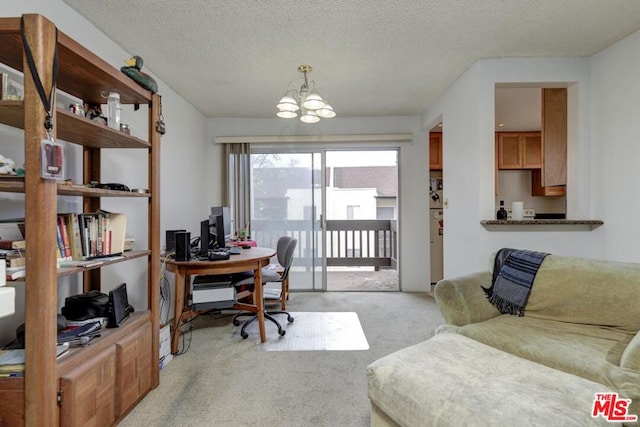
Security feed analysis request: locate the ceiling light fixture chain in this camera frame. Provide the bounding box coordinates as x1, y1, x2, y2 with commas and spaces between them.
276, 65, 336, 123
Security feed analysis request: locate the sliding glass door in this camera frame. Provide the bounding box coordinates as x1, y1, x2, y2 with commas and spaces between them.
250, 152, 324, 290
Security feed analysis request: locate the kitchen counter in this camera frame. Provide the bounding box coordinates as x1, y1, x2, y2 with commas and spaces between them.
481, 219, 603, 231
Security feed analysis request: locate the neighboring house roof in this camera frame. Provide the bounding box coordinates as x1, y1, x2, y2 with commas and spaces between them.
332, 166, 397, 197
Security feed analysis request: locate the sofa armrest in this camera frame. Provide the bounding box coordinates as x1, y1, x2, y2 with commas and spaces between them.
621, 329, 640, 371
434, 271, 500, 326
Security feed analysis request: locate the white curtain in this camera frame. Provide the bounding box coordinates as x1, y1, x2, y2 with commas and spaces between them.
222, 143, 251, 238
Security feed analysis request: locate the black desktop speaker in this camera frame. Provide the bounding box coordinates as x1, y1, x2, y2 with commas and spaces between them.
166, 229, 186, 254
174, 231, 191, 261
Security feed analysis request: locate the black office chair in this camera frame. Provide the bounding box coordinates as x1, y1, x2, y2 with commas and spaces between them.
232, 236, 297, 339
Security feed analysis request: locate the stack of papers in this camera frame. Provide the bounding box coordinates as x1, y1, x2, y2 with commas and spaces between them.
0, 343, 70, 376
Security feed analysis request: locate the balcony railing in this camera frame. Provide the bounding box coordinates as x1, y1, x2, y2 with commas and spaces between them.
250, 219, 397, 271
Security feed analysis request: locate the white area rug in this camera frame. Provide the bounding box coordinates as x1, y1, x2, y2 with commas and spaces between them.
239, 312, 369, 351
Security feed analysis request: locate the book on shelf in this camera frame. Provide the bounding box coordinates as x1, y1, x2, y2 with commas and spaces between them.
0, 343, 70, 374
3, 252, 25, 268
57, 321, 102, 344
0, 240, 25, 250
79, 211, 127, 258
65, 213, 84, 261
6, 266, 25, 280
59, 259, 104, 268
57, 215, 72, 260
54, 218, 67, 261
0, 220, 25, 242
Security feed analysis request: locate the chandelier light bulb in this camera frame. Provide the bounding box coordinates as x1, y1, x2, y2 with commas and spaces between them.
277, 91, 299, 112
316, 103, 336, 118
302, 90, 325, 110
300, 109, 320, 123
277, 110, 298, 119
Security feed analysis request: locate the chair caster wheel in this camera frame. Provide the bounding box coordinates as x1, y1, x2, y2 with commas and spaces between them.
278, 329, 286, 337
233, 319, 240, 326
241, 333, 248, 339
287, 315, 294, 323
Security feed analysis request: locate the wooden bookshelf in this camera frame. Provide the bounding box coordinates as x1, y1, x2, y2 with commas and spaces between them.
0, 14, 160, 426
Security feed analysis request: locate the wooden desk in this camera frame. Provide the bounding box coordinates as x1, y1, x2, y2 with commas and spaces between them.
166, 247, 276, 354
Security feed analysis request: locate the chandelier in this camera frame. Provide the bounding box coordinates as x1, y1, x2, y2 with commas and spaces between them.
276, 65, 336, 123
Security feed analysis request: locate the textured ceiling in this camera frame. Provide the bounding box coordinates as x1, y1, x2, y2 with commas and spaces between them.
61, 0, 640, 119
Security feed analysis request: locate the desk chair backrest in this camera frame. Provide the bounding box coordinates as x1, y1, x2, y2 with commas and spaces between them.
275, 236, 297, 283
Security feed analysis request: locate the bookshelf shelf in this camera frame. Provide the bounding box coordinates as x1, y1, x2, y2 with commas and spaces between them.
0, 178, 151, 197
57, 250, 151, 277
0, 102, 150, 149
0, 14, 160, 426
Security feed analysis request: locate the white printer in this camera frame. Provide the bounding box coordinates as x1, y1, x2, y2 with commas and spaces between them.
191, 274, 236, 310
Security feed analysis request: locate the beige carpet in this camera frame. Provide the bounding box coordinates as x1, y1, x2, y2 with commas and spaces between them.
120, 292, 444, 427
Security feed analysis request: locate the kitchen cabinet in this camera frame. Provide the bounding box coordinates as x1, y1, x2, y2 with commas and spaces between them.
540, 88, 567, 187
531, 169, 566, 196
496, 132, 542, 169
0, 14, 160, 426
429, 132, 442, 170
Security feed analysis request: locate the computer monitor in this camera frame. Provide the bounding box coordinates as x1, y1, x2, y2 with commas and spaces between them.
209, 206, 231, 246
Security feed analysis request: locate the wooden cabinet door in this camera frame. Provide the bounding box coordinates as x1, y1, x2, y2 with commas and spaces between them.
542, 88, 567, 186
521, 133, 542, 168
59, 347, 117, 427
429, 133, 443, 170
531, 169, 566, 196
497, 133, 521, 169
116, 322, 152, 417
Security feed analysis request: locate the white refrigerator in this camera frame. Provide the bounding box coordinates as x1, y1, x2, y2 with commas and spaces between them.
429, 180, 443, 284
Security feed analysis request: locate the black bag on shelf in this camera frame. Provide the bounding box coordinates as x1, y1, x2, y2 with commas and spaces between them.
61, 290, 110, 321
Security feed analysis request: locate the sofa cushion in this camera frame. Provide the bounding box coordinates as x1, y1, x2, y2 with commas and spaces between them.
510, 255, 640, 332
367, 333, 619, 426
458, 315, 640, 419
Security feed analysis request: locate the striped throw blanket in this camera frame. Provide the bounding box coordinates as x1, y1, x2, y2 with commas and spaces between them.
482, 248, 550, 316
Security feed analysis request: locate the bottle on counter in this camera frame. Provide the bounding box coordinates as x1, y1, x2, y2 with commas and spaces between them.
496, 200, 508, 220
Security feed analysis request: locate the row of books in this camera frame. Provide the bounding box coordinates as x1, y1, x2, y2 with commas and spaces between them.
56, 212, 127, 260
0, 211, 127, 262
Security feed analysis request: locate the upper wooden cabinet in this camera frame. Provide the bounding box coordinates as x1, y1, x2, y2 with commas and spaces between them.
429, 132, 442, 170
496, 132, 542, 169
541, 88, 567, 187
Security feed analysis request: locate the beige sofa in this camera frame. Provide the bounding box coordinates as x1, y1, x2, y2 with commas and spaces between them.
367, 253, 640, 426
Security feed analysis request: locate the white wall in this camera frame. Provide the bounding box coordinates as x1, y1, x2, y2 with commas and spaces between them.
207, 117, 430, 292
590, 30, 640, 263
422, 57, 599, 278
0, 1, 209, 344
